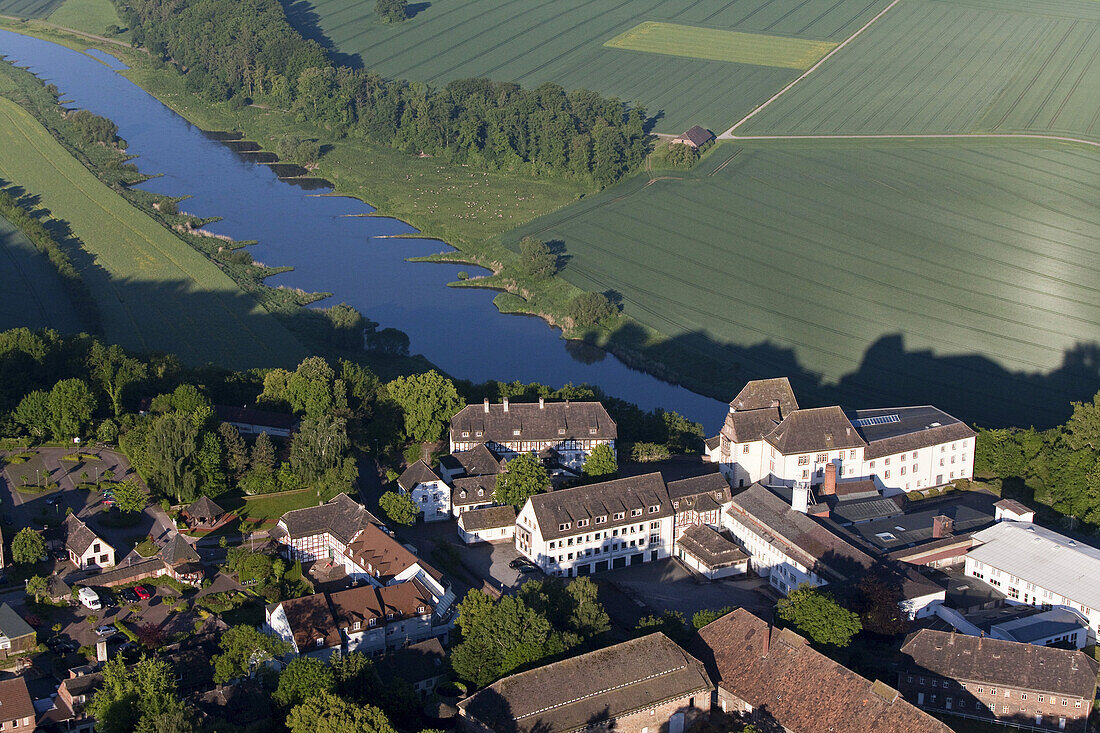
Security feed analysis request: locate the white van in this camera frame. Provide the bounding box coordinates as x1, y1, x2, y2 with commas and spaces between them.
77, 587, 101, 610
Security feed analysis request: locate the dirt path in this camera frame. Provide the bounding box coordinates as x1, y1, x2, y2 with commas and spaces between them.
0, 15, 137, 50
724, 131, 1100, 149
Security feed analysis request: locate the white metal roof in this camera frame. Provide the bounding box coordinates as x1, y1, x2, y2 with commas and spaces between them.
968, 521, 1100, 612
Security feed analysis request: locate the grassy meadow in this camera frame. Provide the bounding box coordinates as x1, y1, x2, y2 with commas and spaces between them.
506, 139, 1100, 422
283, 0, 889, 133
0, 95, 309, 369
604, 22, 836, 69
46, 0, 125, 37
0, 214, 83, 332
740, 0, 1100, 139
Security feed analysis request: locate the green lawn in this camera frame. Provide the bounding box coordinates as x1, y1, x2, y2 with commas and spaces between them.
740, 0, 1100, 140
604, 22, 836, 69
0, 95, 309, 369
0, 213, 83, 333
46, 0, 126, 37
282, 0, 890, 133
506, 139, 1100, 425
236, 488, 318, 524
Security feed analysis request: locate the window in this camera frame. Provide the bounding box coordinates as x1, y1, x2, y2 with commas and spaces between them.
648, 505, 659, 514
631, 508, 642, 517
798, 456, 809, 465
884, 470, 891, 478
315, 638, 324, 647
559, 523, 570, 531
743, 445, 750, 454
650, 521, 661, 529
558, 428, 566, 435
595, 516, 607, 524
1022, 694, 1028, 700
614, 512, 625, 520
885, 457, 891, 465
900, 466, 906, 475
869, 461, 875, 468
976, 687, 983, 694
1062, 699, 1068, 706
577, 519, 589, 527
475, 431, 482, 437
907, 675, 913, 683
1038, 695, 1045, 703
931, 679, 938, 687
1076, 701, 1082, 708
850, 450, 857, 459
990, 689, 997, 696
462, 431, 469, 437
93, 543, 101, 553
589, 427, 597, 434
912, 451, 918, 459
816, 453, 828, 463
920, 677, 926, 685
369, 618, 377, 627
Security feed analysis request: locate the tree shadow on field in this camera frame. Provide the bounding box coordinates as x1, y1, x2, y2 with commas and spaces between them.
406, 2, 431, 19
279, 0, 364, 69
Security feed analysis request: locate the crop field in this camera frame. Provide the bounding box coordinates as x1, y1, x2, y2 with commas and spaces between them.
0, 96, 309, 369
0, 0, 62, 18
0, 214, 82, 332
603, 22, 836, 69
740, 0, 1100, 139
507, 140, 1100, 424
46, 0, 125, 37
284, 0, 890, 133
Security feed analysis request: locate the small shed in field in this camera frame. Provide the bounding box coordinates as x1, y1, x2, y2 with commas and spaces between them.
670, 125, 714, 149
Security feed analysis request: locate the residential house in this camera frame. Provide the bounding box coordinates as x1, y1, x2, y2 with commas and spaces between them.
670, 125, 714, 149
449, 398, 616, 472
451, 476, 496, 517
181, 496, 228, 530
990, 610, 1090, 650
76, 558, 168, 588
515, 472, 674, 577
899, 629, 1099, 732
398, 460, 451, 522
708, 378, 975, 494
675, 524, 748, 579
0, 677, 35, 732
375, 637, 447, 699
694, 609, 952, 733
40, 667, 102, 733
457, 632, 712, 733
342, 524, 455, 616
62, 514, 114, 570
438, 444, 504, 484
964, 519, 1100, 641
215, 404, 299, 438
158, 533, 204, 585
667, 473, 731, 540
458, 505, 516, 544
273, 493, 380, 565
45, 574, 71, 604
0, 603, 35, 660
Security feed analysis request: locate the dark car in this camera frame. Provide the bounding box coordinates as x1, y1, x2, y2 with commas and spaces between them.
98, 592, 117, 608
53, 549, 69, 562
134, 585, 152, 601
118, 588, 140, 603
509, 558, 539, 574
508, 558, 527, 569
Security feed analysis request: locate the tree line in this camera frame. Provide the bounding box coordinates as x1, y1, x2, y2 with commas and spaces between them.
118, 0, 651, 185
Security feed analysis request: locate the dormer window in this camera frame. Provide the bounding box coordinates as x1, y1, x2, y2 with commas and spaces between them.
595, 515, 606, 524
386, 612, 395, 620
459, 490, 467, 498
477, 488, 484, 496
558, 428, 566, 435
315, 638, 324, 647
475, 431, 483, 437
513, 429, 521, 436
614, 512, 624, 520
462, 431, 470, 437
353, 621, 361, 630
589, 427, 597, 434
559, 522, 571, 531
648, 505, 659, 513
577, 519, 589, 527
631, 508, 642, 517
673, 501, 679, 508
418, 606, 425, 613
368, 618, 377, 627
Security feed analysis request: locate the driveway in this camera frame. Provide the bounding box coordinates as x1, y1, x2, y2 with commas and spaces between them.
604, 557, 774, 620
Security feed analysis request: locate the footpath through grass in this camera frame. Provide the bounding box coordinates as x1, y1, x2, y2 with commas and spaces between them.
0, 95, 309, 369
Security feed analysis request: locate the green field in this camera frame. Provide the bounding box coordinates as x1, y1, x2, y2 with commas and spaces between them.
46, 0, 125, 37
741, 0, 1100, 139
0, 96, 309, 369
507, 140, 1100, 419
604, 22, 836, 69
283, 0, 890, 133
0, 214, 82, 332
0, 0, 62, 18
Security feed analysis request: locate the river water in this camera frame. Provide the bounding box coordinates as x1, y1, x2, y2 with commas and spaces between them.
0, 29, 728, 433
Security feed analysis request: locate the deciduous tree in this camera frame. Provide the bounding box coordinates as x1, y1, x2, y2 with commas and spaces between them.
582, 443, 617, 478
211, 625, 292, 683
285, 692, 396, 733
88, 341, 147, 418
494, 452, 550, 508
385, 371, 464, 444
274, 656, 335, 709
13, 390, 50, 440
48, 378, 96, 440
87, 655, 185, 733
25, 574, 48, 603
11, 527, 45, 566
113, 478, 148, 513
777, 584, 862, 648
1065, 391, 1100, 452
379, 490, 418, 525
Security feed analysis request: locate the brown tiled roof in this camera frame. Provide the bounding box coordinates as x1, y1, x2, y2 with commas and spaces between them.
159, 533, 200, 566
376, 637, 446, 683
900, 629, 1100, 698
459, 505, 516, 532
764, 406, 865, 454
278, 592, 341, 650
278, 493, 375, 545
721, 406, 782, 443
450, 400, 616, 445
994, 498, 1032, 515
63, 514, 104, 556
451, 444, 504, 476
729, 378, 799, 416
215, 404, 299, 431
676, 525, 747, 568
326, 583, 383, 629
398, 459, 443, 491
704, 435, 720, 451
834, 479, 879, 497
378, 578, 435, 620
0, 677, 34, 723
183, 495, 225, 520
527, 472, 671, 541
459, 633, 712, 733
452, 476, 496, 506
694, 609, 952, 733
863, 423, 976, 460
77, 558, 167, 587
847, 406, 975, 460
347, 524, 444, 584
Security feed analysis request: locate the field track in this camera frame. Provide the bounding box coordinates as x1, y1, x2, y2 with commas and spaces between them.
0, 95, 308, 368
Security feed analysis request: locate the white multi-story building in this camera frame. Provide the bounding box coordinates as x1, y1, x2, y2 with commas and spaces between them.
514, 472, 674, 577
398, 460, 451, 522
450, 397, 616, 472
964, 518, 1100, 642
706, 378, 975, 495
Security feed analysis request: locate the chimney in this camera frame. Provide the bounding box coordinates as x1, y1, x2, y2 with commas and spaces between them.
502, 397, 509, 413
539, 397, 545, 409
96, 640, 107, 663
762, 624, 771, 658
822, 463, 837, 495
483, 398, 489, 413
932, 515, 954, 539
791, 484, 809, 514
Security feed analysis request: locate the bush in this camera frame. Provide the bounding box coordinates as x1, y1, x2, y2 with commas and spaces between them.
568, 292, 616, 329
630, 442, 670, 462
375, 0, 407, 23
906, 490, 923, 501
664, 142, 699, 168
457, 271, 469, 280
517, 237, 556, 280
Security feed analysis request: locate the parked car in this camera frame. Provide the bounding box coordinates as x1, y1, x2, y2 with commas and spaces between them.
98, 592, 117, 608
53, 549, 69, 562
118, 588, 139, 603
47, 638, 78, 654
77, 587, 101, 610
134, 586, 152, 601
509, 558, 539, 574
95, 625, 116, 637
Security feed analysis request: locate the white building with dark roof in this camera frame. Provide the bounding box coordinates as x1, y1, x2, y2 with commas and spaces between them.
964, 520, 1100, 641
398, 460, 450, 522
273, 493, 380, 565
708, 379, 975, 495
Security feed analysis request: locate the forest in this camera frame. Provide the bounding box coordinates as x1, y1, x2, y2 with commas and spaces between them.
120, 0, 651, 185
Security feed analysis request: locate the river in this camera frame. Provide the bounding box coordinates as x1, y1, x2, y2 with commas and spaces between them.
0, 29, 728, 433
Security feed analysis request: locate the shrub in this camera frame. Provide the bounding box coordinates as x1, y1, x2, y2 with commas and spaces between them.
568, 292, 616, 329
375, 0, 407, 23
457, 271, 469, 280
630, 442, 670, 462
517, 237, 556, 280
906, 490, 923, 501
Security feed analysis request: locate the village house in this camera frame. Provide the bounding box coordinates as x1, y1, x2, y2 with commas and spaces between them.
438, 444, 504, 483
457, 632, 712, 733
374, 637, 447, 699
898, 629, 1099, 732
457, 505, 516, 544
0, 603, 35, 660
158, 533, 204, 585
667, 473, 732, 540
675, 524, 749, 579
39, 666, 102, 733
515, 472, 674, 577
707, 378, 975, 494
214, 404, 299, 438
181, 495, 228, 531
272, 493, 381, 565
0, 677, 35, 732
670, 125, 714, 149
450, 475, 496, 517
398, 460, 451, 522
62, 514, 114, 570
449, 397, 616, 472
694, 609, 952, 733
963, 518, 1100, 641
342, 524, 455, 612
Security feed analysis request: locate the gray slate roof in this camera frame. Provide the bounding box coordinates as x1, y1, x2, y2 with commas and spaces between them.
764, 406, 866, 454
184, 495, 225, 520
990, 609, 1089, 644
968, 520, 1100, 612
901, 629, 1099, 698
729, 378, 799, 415
278, 493, 375, 545
677, 125, 714, 147
451, 400, 616, 445
0, 603, 34, 640
676, 525, 747, 568
527, 472, 671, 542
459, 505, 516, 532
850, 406, 975, 460
452, 475, 495, 506
667, 472, 731, 502
398, 459, 443, 491
159, 533, 201, 566
451, 444, 504, 476
459, 633, 711, 733
722, 406, 782, 443
844, 491, 995, 550
63, 514, 104, 556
